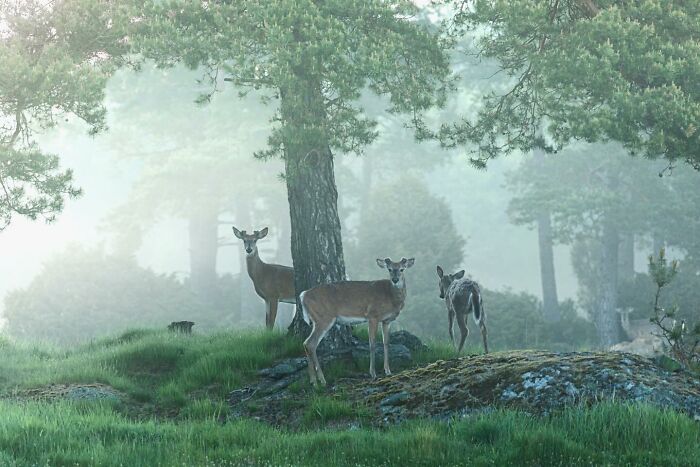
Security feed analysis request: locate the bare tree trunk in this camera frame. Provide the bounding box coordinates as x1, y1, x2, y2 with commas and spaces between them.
188, 205, 220, 306
533, 148, 559, 322
597, 215, 621, 348
537, 210, 560, 322
281, 79, 352, 351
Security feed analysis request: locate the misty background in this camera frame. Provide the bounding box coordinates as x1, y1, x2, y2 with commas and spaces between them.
1, 32, 695, 350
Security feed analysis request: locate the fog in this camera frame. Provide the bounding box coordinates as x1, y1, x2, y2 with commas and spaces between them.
2, 1, 698, 353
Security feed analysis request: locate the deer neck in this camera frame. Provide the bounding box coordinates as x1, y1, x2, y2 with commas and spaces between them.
245, 248, 265, 281
390, 278, 407, 307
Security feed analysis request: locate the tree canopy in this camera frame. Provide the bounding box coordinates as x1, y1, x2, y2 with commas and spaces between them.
441, 0, 700, 168
0, 0, 128, 229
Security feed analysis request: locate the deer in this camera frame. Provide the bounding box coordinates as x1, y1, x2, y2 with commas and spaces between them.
299, 257, 415, 386
232, 226, 295, 330
436, 265, 488, 355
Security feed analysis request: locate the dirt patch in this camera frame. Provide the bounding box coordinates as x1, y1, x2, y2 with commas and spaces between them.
8, 383, 122, 403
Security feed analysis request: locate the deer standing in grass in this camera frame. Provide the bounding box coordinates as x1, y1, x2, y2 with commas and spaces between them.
232, 226, 295, 330
436, 266, 488, 354
300, 257, 415, 386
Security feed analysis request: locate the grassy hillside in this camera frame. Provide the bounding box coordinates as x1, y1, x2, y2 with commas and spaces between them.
0, 330, 699, 466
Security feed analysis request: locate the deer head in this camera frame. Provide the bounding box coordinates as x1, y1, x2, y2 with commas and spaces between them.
377, 257, 415, 287
436, 265, 465, 299
232, 226, 269, 256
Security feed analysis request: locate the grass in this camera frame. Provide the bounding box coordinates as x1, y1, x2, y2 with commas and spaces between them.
0, 400, 697, 466
1, 328, 699, 465
0, 329, 302, 415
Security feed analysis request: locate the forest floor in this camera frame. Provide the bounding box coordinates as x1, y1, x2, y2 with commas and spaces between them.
0, 329, 699, 466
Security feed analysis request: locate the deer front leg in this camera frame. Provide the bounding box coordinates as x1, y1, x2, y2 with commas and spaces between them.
368, 319, 379, 379
381, 320, 392, 376
268, 300, 279, 330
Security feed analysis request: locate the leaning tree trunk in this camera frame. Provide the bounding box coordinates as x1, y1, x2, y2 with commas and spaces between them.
597, 214, 622, 348
281, 78, 352, 351
188, 205, 220, 307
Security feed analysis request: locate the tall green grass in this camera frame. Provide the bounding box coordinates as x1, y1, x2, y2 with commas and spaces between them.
0, 401, 697, 466
0, 329, 303, 412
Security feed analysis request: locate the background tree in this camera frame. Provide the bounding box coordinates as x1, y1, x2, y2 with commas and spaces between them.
347, 176, 465, 340
101, 66, 289, 323
2, 246, 235, 345
0, 0, 127, 230
132, 0, 452, 343
441, 1, 700, 168
507, 143, 674, 347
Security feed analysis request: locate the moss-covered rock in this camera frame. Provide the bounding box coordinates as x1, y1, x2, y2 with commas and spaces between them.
353, 351, 700, 424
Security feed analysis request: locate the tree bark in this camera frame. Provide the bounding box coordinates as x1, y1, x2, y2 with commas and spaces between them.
281, 78, 352, 351
188, 205, 220, 306
597, 214, 621, 348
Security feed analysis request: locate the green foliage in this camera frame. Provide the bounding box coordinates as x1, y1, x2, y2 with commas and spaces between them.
133, 0, 451, 160
443, 1, 700, 168
0, 0, 128, 229
2, 245, 241, 344
347, 176, 464, 340
647, 249, 699, 369
484, 291, 597, 351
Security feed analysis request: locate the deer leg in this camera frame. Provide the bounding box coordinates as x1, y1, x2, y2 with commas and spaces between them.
264, 301, 272, 330
368, 319, 379, 379
480, 317, 489, 354
381, 321, 392, 376
268, 300, 279, 330
448, 308, 456, 350
456, 312, 469, 354
303, 319, 335, 386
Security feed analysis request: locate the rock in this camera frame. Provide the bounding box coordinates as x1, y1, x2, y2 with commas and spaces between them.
258, 358, 308, 379
353, 350, 700, 424
389, 331, 427, 352
66, 385, 120, 402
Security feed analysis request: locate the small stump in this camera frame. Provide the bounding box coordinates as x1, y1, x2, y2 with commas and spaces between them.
168, 321, 195, 334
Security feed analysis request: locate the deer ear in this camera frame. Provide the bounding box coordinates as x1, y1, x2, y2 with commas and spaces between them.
454, 270, 465, 279
232, 226, 243, 239
403, 258, 415, 268
437, 265, 444, 278
258, 227, 269, 239
376, 258, 387, 269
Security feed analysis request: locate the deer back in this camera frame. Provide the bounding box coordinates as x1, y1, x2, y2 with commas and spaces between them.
446, 278, 479, 315
303, 279, 406, 323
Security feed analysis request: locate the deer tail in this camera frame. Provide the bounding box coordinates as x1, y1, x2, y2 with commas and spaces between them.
471, 287, 482, 323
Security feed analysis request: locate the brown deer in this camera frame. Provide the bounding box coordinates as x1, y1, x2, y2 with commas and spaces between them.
232, 226, 295, 329
436, 266, 488, 354
300, 257, 415, 386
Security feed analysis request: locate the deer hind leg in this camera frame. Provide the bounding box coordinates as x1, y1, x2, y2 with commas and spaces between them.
303, 319, 334, 386
381, 320, 392, 376
368, 319, 379, 379
268, 300, 279, 330
478, 305, 489, 354
456, 312, 469, 354
448, 308, 456, 350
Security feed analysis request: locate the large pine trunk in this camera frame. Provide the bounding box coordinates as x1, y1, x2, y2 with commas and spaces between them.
597, 215, 621, 348
188, 206, 220, 306
280, 78, 352, 351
